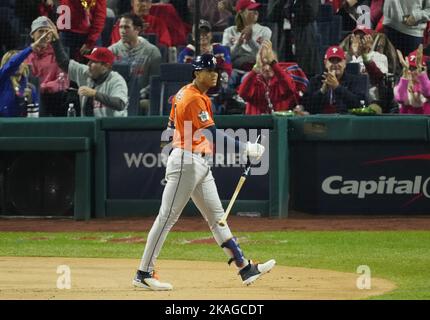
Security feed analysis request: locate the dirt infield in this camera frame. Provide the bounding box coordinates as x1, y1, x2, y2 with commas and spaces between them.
1, 211, 430, 232
1, 213, 426, 300
0, 257, 396, 300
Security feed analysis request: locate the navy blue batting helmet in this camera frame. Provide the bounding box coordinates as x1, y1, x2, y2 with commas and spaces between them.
192, 53, 218, 72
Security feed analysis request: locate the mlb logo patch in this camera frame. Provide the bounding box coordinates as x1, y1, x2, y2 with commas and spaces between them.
198, 111, 210, 122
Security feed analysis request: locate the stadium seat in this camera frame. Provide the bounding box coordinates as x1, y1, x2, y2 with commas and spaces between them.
156, 63, 193, 115
346, 63, 361, 75
149, 74, 161, 116
112, 62, 131, 82
127, 76, 141, 116
159, 81, 188, 115
112, 62, 138, 115
160, 62, 193, 82
143, 33, 159, 46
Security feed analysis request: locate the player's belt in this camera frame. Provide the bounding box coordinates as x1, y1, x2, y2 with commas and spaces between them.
176, 148, 206, 158
193, 151, 206, 157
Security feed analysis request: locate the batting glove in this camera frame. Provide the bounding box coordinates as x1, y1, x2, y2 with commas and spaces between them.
246, 142, 265, 160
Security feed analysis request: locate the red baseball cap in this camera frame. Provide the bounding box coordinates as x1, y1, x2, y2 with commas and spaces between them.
324, 46, 346, 61
352, 24, 373, 35
407, 50, 430, 68
84, 47, 115, 65
236, 0, 261, 12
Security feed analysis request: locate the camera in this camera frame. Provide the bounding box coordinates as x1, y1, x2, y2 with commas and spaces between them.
383, 73, 396, 88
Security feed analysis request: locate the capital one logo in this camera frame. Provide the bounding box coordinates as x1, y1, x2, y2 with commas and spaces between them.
321, 153, 430, 206
322, 175, 430, 200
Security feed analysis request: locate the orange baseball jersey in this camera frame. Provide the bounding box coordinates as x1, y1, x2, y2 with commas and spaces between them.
169, 83, 215, 154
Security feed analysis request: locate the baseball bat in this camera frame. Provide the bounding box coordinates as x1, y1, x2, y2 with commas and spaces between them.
217, 135, 261, 227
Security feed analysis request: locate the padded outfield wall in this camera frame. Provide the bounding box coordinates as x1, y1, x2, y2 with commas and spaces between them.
0, 115, 429, 220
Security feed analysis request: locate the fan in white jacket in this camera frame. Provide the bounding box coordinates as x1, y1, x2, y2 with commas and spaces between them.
222, 0, 272, 73
383, 0, 430, 55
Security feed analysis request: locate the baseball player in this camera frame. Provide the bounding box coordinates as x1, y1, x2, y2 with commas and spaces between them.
133, 53, 276, 291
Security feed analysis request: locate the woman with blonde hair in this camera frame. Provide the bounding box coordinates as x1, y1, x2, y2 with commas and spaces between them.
0, 32, 50, 117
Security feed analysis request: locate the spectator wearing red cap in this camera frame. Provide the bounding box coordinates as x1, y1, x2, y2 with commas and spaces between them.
342, 25, 389, 107
49, 20, 128, 117
238, 40, 307, 115
110, 0, 173, 47
395, 45, 430, 114
222, 0, 272, 87
303, 45, 367, 114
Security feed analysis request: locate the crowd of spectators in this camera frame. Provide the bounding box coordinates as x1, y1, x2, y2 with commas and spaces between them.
2, 0, 430, 118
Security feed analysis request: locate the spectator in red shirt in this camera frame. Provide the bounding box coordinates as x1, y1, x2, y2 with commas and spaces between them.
110, 0, 173, 47
58, 0, 107, 61
238, 40, 303, 115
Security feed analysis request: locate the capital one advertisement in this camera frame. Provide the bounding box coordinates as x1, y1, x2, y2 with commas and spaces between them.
291, 141, 430, 214
107, 130, 269, 201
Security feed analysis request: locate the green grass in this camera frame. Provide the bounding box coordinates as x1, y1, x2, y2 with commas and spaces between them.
0, 231, 429, 299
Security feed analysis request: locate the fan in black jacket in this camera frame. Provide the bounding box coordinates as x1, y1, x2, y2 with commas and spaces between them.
303, 45, 368, 114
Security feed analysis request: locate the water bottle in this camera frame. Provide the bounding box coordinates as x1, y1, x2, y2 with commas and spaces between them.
67, 103, 76, 117
58, 72, 66, 92
220, 71, 229, 90
26, 103, 39, 117
168, 46, 177, 63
